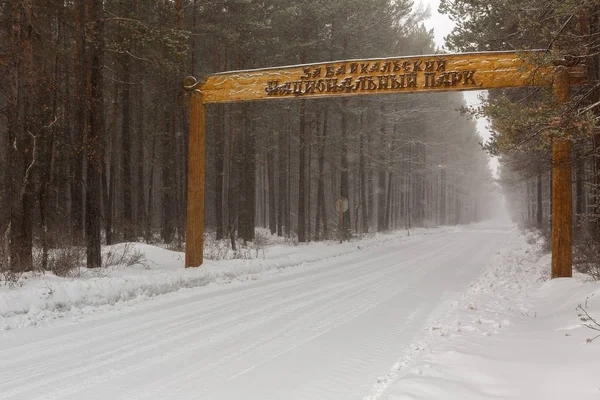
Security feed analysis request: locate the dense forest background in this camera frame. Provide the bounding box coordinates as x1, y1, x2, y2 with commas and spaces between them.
1, 0, 544, 273
440, 0, 600, 275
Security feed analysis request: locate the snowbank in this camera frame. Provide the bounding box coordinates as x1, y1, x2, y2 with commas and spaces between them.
377, 231, 600, 400
0, 227, 448, 331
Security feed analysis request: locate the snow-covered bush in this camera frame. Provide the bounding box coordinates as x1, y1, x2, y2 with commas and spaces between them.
574, 237, 600, 281
47, 245, 85, 277
0, 238, 24, 288
102, 243, 148, 270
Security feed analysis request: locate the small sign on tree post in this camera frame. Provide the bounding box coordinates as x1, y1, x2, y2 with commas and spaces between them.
336, 197, 349, 243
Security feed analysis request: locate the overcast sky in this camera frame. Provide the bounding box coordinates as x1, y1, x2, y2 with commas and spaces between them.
421, 0, 454, 51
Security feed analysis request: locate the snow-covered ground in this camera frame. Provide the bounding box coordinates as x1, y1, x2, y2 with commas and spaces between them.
0, 227, 452, 331
0, 221, 598, 399
380, 230, 600, 400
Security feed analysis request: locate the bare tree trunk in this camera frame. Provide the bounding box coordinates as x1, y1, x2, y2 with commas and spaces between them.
367, 115, 374, 230
146, 134, 157, 240
307, 107, 312, 242
340, 99, 350, 237
9, 0, 35, 272
239, 105, 255, 243
227, 106, 240, 249
286, 128, 291, 238
136, 84, 147, 237
214, 104, 225, 239
406, 143, 412, 231
377, 104, 386, 232
40, 52, 61, 269
537, 169, 544, 228
385, 172, 393, 231
359, 110, 369, 234
277, 130, 286, 237
298, 100, 307, 242
71, 0, 86, 244
315, 106, 329, 240
267, 139, 277, 235
315, 108, 323, 241
105, 81, 118, 245
85, 0, 105, 268
121, 58, 134, 241
161, 111, 175, 244
6, 0, 20, 264
440, 154, 447, 225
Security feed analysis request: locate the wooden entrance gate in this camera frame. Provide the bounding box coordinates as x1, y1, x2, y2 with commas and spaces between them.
182, 51, 585, 278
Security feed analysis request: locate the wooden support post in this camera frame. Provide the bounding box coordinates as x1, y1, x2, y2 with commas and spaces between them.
185, 90, 205, 267
551, 66, 572, 278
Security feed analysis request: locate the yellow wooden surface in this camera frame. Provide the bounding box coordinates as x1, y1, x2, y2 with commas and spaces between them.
194, 51, 586, 104
551, 66, 573, 279
185, 91, 205, 268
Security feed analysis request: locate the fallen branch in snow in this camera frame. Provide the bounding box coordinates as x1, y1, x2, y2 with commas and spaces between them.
576, 303, 600, 343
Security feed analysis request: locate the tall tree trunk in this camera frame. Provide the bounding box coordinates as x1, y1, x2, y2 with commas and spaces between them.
105, 80, 118, 245
367, 114, 374, 230
454, 185, 462, 225
40, 115, 56, 270
359, 110, 369, 234
406, 143, 412, 231
377, 104, 386, 232
239, 105, 255, 243
286, 127, 291, 238
7, 0, 20, 266
121, 58, 134, 241
10, 0, 35, 272
415, 145, 426, 226
316, 106, 329, 240
71, 0, 86, 244
307, 107, 312, 242
213, 41, 225, 240
537, 169, 544, 228
85, 0, 105, 268
267, 139, 277, 235
214, 104, 225, 239
315, 107, 324, 241
190, 0, 197, 75
227, 108, 240, 249
146, 134, 157, 240
161, 111, 175, 244
136, 84, 147, 237
40, 51, 61, 269
385, 172, 393, 231
440, 154, 447, 225
277, 130, 286, 237
340, 99, 350, 236
298, 100, 307, 242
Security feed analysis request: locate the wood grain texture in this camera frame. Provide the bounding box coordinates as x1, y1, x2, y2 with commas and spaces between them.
185, 91, 205, 268
551, 66, 573, 279
198, 51, 586, 104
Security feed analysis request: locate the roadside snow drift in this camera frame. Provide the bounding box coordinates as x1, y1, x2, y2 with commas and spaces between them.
380, 231, 600, 400
0, 228, 446, 331
1, 223, 598, 400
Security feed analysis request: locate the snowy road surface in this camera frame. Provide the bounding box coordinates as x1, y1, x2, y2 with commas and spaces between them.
0, 226, 511, 400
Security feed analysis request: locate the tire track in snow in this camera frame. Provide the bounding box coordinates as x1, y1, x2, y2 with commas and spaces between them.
0, 236, 444, 400
0, 229, 511, 400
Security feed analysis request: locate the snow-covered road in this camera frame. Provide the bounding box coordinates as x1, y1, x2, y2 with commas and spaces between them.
0, 226, 512, 400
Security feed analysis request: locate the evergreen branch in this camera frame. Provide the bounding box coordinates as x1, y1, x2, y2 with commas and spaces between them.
544, 13, 575, 55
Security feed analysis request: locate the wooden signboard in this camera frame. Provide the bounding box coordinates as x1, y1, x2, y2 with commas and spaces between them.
185, 51, 585, 104
184, 51, 586, 278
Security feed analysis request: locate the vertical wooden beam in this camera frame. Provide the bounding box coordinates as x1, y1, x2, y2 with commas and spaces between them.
186, 90, 205, 267
551, 66, 572, 278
